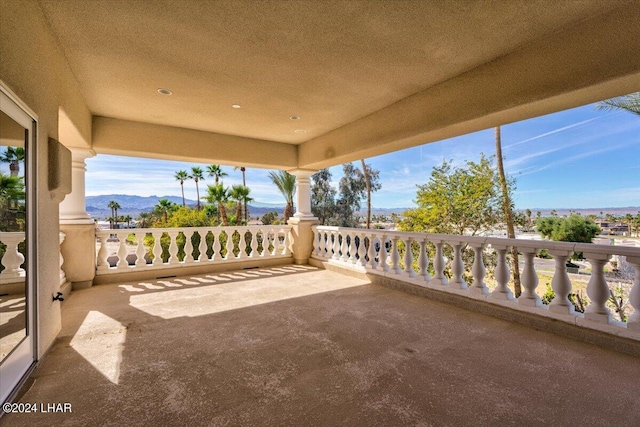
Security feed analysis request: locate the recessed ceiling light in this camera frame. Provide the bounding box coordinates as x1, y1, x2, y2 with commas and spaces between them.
294, 129, 307, 134
290, 115, 300, 120
232, 104, 242, 109
157, 88, 172, 95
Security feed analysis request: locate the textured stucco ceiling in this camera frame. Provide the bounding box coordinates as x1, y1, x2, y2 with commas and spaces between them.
36, 0, 640, 168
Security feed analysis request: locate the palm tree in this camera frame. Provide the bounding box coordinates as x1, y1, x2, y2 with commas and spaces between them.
230, 185, 252, 225
137, 212, 152, 228
190, 167, 204, 210
596, 92, 640, 116
154, 198, 175, 223
268, 171, 296, 221
123, 215, 132, 228
174, 170, 189, 206
624, 213, 634, 236
205, 184, 230, 226
0, 146, 25, 177
495, 126, 521, 297
360, 159, 372, 229
234, 166, 248, 221
207, 164, 228, 184
0, 172, 25, 230
0, 172, 23, 201
107, 200, 121, 229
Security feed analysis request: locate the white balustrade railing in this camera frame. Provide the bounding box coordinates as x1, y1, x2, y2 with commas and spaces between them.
95, 225, 292, 275
312, 226, 640, 333
0, 231, 26, 283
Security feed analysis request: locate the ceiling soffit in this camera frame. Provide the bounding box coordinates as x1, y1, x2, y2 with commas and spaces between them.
37, 0, 629, 152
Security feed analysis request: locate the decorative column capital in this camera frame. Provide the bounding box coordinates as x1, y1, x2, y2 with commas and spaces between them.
59, 147, 95, 225
69, 147, 96, 162
287, 169, 316, 180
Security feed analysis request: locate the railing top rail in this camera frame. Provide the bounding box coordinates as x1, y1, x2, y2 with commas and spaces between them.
96, 224, 293, 235
312, 226, 640, 257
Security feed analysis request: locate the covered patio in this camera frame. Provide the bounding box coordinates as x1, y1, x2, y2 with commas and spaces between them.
2, 0, 640, 417
4, 266, 640, 426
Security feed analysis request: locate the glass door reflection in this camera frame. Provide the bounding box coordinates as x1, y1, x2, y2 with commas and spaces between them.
0, 109, 28, 363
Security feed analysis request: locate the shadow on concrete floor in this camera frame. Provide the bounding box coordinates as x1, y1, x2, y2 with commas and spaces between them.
4, 266, 640, 426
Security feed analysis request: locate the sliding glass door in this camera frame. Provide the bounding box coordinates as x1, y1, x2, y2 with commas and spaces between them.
0, 88, 37, 403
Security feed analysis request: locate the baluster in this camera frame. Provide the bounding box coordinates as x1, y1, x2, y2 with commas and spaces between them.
429, 240, 448, 286
317, 230, 325, 258
134, 231, 147, 267
212, 230, 222, 261
274, 229, 280, 256
168, 230, 180, 264
0, 233, 25, 279
469, 242, 488, 295
450, 242, 467, 290
626, 256, 640, 330
348, 232, 357, 264
152, 231, 163, 265
226, 231, 235, 259
273, 228, 281, 256
403, 236, 415, 278
199, 230, 209, 261
323, 230, 331, 258
238, 228, 247, 259
282, 228, 290, 255
340, 231, 349, 262
332, 231, 340, 260
97, 233, 109, 271
264, 229, 272, 256
418, 238, 430, 283
490, 244, 513, 299
250, 229, 258, 257
272, 229, 280, 256
391, 236, 401, 275
312, 229, 319, 256
117, 231, 129, 269
357, 233, 367, 267
59, 232, 67, 285
367, 234, 378, 270
323, 230, 330, 258
548, 249, 575, 314
583, 251, 612, 323
518, 248, 541, 306
380, 235, 389, 273
184, 230, 195, 263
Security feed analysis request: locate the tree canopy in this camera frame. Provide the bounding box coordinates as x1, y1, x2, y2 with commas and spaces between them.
311, 168, 337, 225
398, 154, 504, 235
596, 92, 640, 116
536, 215, 600, 243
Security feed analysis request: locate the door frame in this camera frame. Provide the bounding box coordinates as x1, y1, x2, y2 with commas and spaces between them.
0, 83, 38, 404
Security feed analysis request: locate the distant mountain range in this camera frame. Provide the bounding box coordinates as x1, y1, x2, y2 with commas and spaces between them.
86, 194, 286, 219
86, 194, 639, 220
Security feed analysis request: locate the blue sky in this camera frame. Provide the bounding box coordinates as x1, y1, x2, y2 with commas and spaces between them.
84, 101, 640, 209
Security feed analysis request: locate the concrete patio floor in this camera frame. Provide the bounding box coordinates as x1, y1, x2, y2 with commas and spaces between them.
3, 265, 640, 426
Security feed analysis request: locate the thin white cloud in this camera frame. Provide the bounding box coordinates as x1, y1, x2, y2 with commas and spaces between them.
504, 116, 605, 149
518, 141, 632, 176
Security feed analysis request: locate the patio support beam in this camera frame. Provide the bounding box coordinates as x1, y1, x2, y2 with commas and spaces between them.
297, 2, 640, 169
92, 116, 298, 170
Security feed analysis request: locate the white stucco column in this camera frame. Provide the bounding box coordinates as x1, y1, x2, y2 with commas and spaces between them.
59, 147, 96, 289
287, 169, 318, 264
59, 148, 95, 224
289, 169, 317, 220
